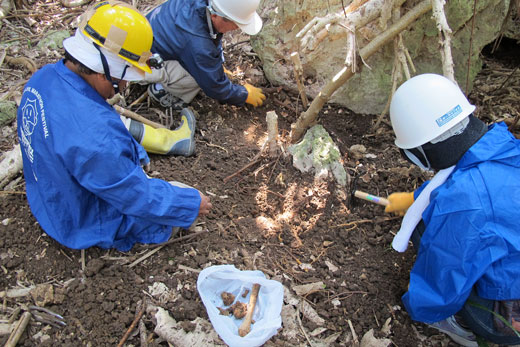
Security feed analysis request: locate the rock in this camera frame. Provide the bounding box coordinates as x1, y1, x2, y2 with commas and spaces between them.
288, 124, 347, 186
0, 101, 16, 127
36, 30, 70, 50
30, 283, 54, 306
84, 258, 105, 277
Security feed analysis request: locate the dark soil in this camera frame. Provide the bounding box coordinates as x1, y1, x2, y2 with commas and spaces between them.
1, 3, 519, 346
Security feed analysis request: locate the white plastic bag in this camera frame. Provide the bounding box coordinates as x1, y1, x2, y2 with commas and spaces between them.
197, 265, 284, 347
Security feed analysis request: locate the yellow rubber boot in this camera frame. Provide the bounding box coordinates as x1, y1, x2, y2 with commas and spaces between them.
141, 108, 196, 156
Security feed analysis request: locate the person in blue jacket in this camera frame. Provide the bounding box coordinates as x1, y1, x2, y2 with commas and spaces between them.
144, 0, 266, 110
17, 2, 212, 251
384, 74, 520, 346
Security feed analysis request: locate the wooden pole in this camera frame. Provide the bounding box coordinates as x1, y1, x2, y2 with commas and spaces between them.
113, 105, 167, 129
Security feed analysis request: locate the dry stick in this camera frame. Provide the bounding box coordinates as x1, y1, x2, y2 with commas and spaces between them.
374, 5, 414, 131
491, 0, 515, 54
431, 0, 455, 82
0, 190, 26, 195
238, 283, 261, 337
266, 111, 279, 157
117, 303, 145, 347
7, 307, 21, 324
128, 245, 164, 268
223, 142, 267, 183
290, 0, 432, 143
5, 311, 31, 347
128, 91, 149, 108
290, 52, 309, 108
296, 306, 315, 347
129, 231, 209, 268
347, 319, 359, 345
273, 98, 298, 113
465, 0, 478, 94
80, 249, 85, 273
113, 105, 167, 129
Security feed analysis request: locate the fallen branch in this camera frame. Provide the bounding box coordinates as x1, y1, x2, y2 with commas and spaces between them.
290, 0, 432, 143
0, 145, 23, 190
297, 0, 407, 53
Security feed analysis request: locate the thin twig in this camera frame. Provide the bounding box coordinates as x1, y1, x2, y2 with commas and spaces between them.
348, 319, 359, 345
117, 303, 145, 347
296, 306, 315, 347
128, 245, 164, 268
147, 230, 208, 248
0, 190, 26, 195
223, 142, 267, 183
465, 0, 478, 94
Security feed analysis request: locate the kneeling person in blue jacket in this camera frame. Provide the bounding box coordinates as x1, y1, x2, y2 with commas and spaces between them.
384, 74, 520, 346
17, 2, 212, 251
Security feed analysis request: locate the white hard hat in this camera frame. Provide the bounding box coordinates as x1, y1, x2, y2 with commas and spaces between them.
389, 74, 476, 149
210, 0, 263, 35
63, 29, 144, 81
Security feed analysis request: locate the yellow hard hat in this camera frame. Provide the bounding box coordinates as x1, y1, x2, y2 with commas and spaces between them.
80, 1, 153, 74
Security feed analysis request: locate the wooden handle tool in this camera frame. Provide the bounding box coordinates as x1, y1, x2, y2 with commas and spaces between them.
354, 190, 389, 206
238, 283, 261, 337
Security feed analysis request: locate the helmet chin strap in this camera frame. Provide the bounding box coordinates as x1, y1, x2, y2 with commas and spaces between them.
402, 146, 432, 171
93, 42, 128, 94
205, 6, 218, 39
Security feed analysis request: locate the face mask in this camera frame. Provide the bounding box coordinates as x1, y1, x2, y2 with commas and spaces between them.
399, 115, 488, 171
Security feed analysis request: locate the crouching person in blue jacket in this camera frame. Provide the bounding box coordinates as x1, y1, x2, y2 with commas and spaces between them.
384, 74, 520, 346
17, 2, 212, 251
144, 0, 266, 109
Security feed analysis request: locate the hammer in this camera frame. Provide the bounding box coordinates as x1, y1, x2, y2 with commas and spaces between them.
353, 190, 389, 206
349, 174, 389, 207
238, 283, 261, 337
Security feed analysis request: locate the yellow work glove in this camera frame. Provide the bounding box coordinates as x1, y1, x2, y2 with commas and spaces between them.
385, 192, 414, 215
244, 83, 266, 107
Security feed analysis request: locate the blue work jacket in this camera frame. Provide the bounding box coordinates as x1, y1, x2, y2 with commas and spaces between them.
147, 0, 248, 105
403, 122, 520, 323
17, 60, 201, 251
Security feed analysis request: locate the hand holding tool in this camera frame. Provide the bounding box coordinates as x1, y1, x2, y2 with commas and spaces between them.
385, 192, 415, 215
